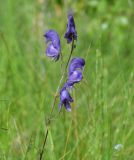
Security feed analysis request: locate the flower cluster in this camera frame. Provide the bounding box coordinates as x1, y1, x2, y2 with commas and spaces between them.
44, 15, 77, 61
44, 13, 85, 111
59, 58, 85, 111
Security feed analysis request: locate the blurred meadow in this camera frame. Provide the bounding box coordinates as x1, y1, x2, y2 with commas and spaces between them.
0, 0, 134, 159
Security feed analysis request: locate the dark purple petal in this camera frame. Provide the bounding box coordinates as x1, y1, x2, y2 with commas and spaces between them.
64, 15, 77, 43
63, 82, 74, 88
44, 30, 61, 61
64, 102, 71, 112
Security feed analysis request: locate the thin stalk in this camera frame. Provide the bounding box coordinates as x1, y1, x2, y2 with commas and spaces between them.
39, 130, 49, 160
39, 39, 74, 160
72, 91, 79, 159
62, 120, 72, 160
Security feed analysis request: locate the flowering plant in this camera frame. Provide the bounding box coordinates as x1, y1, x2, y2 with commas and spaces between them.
40, 13, 85, 159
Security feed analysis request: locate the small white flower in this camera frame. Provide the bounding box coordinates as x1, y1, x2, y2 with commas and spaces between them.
101, 23, 108, 30
114, 144, 123, 150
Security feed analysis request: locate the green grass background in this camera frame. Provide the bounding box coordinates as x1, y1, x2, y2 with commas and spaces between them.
0, 0, 134, 159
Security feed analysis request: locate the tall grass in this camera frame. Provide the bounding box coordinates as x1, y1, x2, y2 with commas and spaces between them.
0, 0, 134, 159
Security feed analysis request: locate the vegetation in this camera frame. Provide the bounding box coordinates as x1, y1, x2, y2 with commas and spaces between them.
0, 0, 134, 159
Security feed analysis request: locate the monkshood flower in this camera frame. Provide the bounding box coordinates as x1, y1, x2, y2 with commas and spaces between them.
64, 14, 77, 43
67, 58, 85, 85
44, 30, 61, 61
59, 86, 73, 112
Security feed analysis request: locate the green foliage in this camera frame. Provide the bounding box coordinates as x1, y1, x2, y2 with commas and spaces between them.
0, 0, 134, 159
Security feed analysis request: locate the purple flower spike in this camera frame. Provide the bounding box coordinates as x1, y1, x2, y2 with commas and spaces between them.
59, 87, 73, 111
59, 57, 85, 111
68, 57, 85, 84
44, 30, 61, 61
62, 58, 85, 89
64, 14, 77, 43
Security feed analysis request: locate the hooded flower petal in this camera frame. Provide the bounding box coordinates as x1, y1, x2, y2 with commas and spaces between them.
44, 30, 61, 61
69, 58, 85, 74
64, 14, 77, 43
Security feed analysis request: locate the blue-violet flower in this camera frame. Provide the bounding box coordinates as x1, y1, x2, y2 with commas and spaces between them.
44, 30, 61, 61
59, 87, 73, 111
64, 14, 77, 43
67, 57, 85, 85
